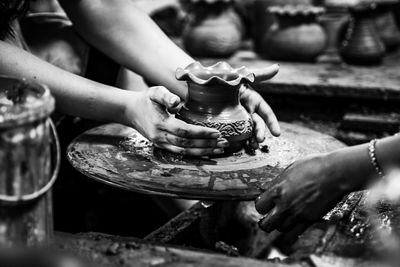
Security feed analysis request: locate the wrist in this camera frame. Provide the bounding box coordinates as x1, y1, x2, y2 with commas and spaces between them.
116, 90, 141, 127
326, 143, 374, 193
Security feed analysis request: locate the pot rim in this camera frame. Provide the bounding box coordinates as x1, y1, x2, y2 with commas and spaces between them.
0, 75, 55, 128
176, 61, 255, 86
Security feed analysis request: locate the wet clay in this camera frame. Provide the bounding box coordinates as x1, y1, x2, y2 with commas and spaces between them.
67, 122, 344, 201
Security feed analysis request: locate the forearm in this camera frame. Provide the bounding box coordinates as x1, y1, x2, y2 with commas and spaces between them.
328, 135, 400, 192
0, 41, 131, 124
59, 0, 193, 99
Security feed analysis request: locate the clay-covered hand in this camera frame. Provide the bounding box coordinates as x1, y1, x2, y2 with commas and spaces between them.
125, 86, 228, 156
255, 153, 352, 233
240, 86, 280, 147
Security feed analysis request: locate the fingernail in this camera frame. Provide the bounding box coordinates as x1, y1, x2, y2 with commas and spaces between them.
211, 132, 221, 139
217, 139, 229, 148
213, 148, 224, 154
170, 96, 179, 105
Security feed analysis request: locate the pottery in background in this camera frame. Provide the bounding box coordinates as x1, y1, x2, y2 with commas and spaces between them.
374, 4, 400, 52
175, 61, 279, 154
340, 4, 385, 66
261, 5, 327, 62
182, 0, 244, 57
319, 10, 349, 62
252, 0, 314, 53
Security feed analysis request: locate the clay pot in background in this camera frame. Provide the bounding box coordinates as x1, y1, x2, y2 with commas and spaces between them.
319, 11, 349, 62
252, 0, 314, 53
182, 0, 244, 58
374, 4, 400, 52
261, 5, 327, 62
340, 4, 385, 66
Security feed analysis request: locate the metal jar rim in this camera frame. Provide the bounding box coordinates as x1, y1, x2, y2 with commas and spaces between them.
0, 75, 55, 129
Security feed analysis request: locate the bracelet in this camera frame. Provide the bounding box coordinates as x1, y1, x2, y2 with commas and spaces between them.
368, 139, 384, 178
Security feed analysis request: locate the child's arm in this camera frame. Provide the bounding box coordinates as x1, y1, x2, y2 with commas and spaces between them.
0, 40, 225, 156
59, 0, 192, 99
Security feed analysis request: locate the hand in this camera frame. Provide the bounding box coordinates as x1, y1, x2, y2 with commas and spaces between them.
255, 152, 353, 233
125, 86, 229, 156
240, 86, 280, 148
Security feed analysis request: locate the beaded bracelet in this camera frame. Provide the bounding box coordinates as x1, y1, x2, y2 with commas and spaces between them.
368, 139, 384, 178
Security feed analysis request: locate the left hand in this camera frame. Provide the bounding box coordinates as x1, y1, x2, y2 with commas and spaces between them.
240, 85, 281, 147
255, 152, 354, 233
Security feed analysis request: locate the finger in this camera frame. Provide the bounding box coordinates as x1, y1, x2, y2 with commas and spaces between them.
163, 117, 221, 139
239, 87, 256, 114
252, 113, 266, 143
255, 186, 281, 215
253, 64, 279, 82
258, 206, 285, 233
276, 214, 298, 233
168, 102, 184, 114
249, 136, 259, 150
148, 86, 181, 109
159, 143, 225, 156
257, 101, 281, 137
162, 132, 229, 148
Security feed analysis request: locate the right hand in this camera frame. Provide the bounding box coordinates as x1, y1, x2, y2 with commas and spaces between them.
124, 86, 229, 156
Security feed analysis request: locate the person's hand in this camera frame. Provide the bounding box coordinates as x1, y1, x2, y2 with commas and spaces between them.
125, 86, 229, 156
255, 152, 354, 233
240, 86, 280, 148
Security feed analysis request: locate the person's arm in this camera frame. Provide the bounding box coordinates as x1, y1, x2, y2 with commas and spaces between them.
58, 0, 192, 99
0, 40, 227, 156
57, 0, 281, 138
255, 135, 400, 233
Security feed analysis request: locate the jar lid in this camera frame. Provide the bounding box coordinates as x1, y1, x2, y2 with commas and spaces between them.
268, 5, 325, 16
0, 76, 55, 128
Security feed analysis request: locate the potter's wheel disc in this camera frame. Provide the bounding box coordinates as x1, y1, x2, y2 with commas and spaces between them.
67, 123, 344, 201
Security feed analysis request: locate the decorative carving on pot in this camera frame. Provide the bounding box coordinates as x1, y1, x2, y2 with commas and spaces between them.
182, 0, 244, 57
176, 62, 279, 154
340, 4, 385, 66
260, 5, 327, 62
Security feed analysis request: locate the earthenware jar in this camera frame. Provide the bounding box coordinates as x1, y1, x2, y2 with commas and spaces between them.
252, 0, 314, 53
182, 0, 244, 57
374, 4, 400, 52
319, 7, 349, 62
176, 62, 278, 154
261, 5, 327, 62
340, 4, 385, 65
0, 76, 59, 247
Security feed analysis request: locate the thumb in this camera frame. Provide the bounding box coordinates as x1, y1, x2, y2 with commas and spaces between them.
148, 86, 181, 109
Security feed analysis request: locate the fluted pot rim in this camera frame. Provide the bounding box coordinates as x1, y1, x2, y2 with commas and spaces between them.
268, 5, 325, 16
176, 61, 255, 86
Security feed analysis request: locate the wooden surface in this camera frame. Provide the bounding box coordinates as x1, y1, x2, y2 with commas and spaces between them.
202, 50, 400, 100
67, 122, 344, 201
55, 229, 389, 267
56, 232, 301, 267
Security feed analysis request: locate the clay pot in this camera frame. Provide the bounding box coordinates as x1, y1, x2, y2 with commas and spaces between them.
252, 0, 314, 53
374, 4, 400, 52
319, 11, 349, 62
175, 62, 279, 154
261, 5, 327, 62
182, 1, 244, 57
340, 4, 385, 66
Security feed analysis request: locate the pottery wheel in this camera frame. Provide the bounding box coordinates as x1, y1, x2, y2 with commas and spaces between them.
67, 123, 344, 201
